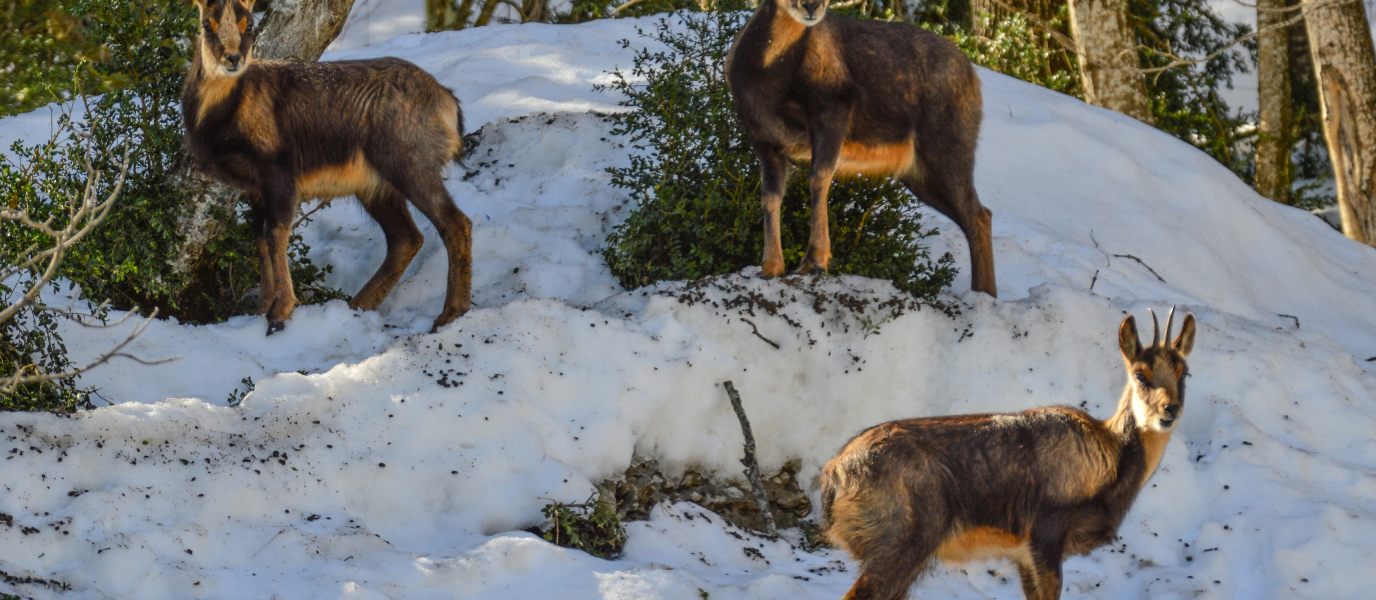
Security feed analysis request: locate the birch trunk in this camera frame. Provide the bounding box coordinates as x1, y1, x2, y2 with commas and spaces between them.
1304, 0, 1376, 245
169, 0, 358, 276
1068, 0, 1154, 124
1255, 0, 1293, 203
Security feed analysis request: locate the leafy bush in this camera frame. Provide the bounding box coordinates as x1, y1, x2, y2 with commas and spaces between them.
925, 13, 1079, 95
539, 495, 627, 559
600, 9, 956, 300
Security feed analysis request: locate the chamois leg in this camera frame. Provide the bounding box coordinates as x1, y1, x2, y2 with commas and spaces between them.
754, 145, 789, 279
260, 180, 300, 335
798, 124, 844, 275
832, 476, 944, 600
400, 174, 471, 332
839, 530, 938, 600
249, 198, 275, 316
351, 185, 423, 312
1020, 526, 1067, 600
901, 166, 997, 297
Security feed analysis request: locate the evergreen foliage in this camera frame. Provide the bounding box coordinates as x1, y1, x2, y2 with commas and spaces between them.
600, 9, 956, 300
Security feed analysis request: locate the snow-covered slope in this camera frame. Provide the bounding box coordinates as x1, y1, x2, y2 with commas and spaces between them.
2, 15, 1375, 600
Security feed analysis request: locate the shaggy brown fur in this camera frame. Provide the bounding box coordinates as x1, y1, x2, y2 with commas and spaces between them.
725, 0, 996, 296
182, 0, 470, 335
821, 309, 1197, 600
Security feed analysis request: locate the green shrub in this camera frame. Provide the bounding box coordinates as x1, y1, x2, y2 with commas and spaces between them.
538, 495, 627, 559
600, 9, 956, 300
925, 13, 1079, 95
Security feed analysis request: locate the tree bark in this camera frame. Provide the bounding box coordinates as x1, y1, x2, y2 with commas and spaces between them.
1255, 0, 1293, 203
1304, 0, 1376, 245
1067, 0, 1155, 124
170, 0, 358, 277
427, 0, 463, 31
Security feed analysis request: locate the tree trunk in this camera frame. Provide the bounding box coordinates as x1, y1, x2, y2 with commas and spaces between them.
427, 0, 463, 31
1304, 0, 1376, 245
170, 0, 358, 277
1067, 0, 1155, 124
1255, 0, 1293, 203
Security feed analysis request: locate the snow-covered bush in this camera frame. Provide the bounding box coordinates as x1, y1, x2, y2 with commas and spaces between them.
600, 9, 956, 300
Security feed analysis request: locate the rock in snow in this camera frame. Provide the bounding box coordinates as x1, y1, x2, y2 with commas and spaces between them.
2, 14, 1375, 600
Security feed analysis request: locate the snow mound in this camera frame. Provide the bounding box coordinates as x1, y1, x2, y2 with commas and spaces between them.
2, 13, 1375, 600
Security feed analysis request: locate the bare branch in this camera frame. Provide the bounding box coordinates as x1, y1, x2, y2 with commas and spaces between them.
723, 380, 777, 536
0, 108, 174, 397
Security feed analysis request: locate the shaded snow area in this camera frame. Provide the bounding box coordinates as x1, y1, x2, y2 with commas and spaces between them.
4, 14, 1376, 600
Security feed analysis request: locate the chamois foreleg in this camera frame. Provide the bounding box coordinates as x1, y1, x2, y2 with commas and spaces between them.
249, 198, 275, 316
259, 175, 300, 335
754, 145, 790, 278
351, 185, 424, 312
797, 111, 846, 275
400, 173, 472, 332
1021, 522, 1068, 600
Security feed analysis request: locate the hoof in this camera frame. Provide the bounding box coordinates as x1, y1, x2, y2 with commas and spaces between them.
266, 320, 286, 336
759, 263, 785, 280
794, 262, 828, 276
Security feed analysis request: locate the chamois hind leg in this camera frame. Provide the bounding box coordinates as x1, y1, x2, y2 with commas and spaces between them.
259, 176, 300, 335
831, 475, 946, 600
351, 185, 424, 312
396, 172, 471, 332
901, 156, 996, 297
839, 527, 940, 600
754, 144, 790, 279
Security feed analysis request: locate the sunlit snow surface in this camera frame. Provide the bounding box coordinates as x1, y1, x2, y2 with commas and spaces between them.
2, 14, 1375, 600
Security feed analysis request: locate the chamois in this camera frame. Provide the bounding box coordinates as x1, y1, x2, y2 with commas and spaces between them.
725, 0, 996, 296
821, 308, 1197, 600
182, 0, 470, 335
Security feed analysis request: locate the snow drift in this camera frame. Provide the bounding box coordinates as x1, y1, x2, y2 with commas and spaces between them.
2, 14, 1375, 600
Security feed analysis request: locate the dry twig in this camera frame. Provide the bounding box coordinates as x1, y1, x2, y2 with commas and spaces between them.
723, 380, 776, 536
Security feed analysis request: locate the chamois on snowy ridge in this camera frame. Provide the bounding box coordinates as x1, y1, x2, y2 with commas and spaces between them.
726, 0, 996, 296
821, 308, 1197, 600
182, 0, 470, 335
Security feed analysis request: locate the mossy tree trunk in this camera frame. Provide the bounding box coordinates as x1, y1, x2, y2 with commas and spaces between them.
1254, 0, 1293, 203
1068, 0, 1154, 124
1303, 0, 1376, 245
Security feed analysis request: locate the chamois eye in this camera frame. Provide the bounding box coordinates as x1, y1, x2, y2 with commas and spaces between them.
1135, 373, 1149, 384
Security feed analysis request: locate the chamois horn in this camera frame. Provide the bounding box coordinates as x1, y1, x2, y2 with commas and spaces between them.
1149, 308, 1160, 348
1164, 305, 1177, 346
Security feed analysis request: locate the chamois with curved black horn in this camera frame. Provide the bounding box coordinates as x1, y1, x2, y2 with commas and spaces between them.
821, 308, 1197, 600
183, 0, 470, 335
725, 0, 996, 295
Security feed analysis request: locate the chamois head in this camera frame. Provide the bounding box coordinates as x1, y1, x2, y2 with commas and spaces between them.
194, 0, 256, 77
1119, 307, 1196, 433
779, 0, 831, 26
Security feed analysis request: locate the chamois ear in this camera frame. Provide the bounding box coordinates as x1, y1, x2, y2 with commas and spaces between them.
1119, 315, 1142, 363
1172, 313, 1196, 358
236, 0, 255, 9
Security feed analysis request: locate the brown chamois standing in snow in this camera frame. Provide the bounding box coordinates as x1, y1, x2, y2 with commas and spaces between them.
821, 308, 1197, 600
725, 0, 996, 296
182, 0, 470, 335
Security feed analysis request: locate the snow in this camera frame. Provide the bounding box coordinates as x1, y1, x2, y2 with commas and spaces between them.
3, 13, 1376, 600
